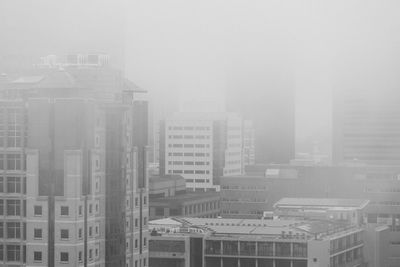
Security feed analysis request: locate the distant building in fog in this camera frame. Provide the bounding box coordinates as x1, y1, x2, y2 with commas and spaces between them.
220, 163, 400, 267
159, 112, 244, 192
243, 120, 256, 166
227, 73, 295, 165
333, 87, 400, 165
0, 56, 149, 267
149, 175, 220, 220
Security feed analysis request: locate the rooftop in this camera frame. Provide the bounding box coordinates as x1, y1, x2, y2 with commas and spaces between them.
150, 191, 220, 205
149, 217, 358, 240
274, 198, 369, 210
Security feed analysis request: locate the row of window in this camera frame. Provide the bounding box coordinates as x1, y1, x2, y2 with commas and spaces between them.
0, 154, 24, 171
0, 176, 26, 193
205, 240, 307, 258
32, 203, 100, 217
168, 143, 210, 148
186, 178, 210, 183
168, 161, 210, 166
168, 126, 210, 131
32, 249, 100, 263
168, 152, 210, 157
168, 135, 211, 140
0, 222, 25, 239
0, 199, 25, 216
169, 170, 211, 175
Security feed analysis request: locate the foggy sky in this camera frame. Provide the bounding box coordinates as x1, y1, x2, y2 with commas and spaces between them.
2, 0, 400, 154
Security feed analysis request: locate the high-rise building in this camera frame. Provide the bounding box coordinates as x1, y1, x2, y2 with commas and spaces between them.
227, 68, 295, 165
333, 87, 400, 165
0, 55, 149, 267
159, 112, 244, 192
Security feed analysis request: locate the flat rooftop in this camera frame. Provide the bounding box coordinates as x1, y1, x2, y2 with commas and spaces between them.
149, 217, 358, 240
150, 191, 220, 205
274, 198, 369, 210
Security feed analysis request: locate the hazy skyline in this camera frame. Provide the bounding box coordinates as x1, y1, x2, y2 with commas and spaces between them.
2, 0, 400, 155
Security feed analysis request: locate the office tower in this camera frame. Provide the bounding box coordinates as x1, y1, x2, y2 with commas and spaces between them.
159, 112, 243, 192
333, 87, 400, 165
227, 68, 295, 164
0, 55, 149, 267
243, 120, 256, 166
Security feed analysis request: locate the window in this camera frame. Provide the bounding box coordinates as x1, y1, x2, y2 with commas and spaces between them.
78, 205, 82, 216
60, 229, 69, 240
60, 206, 69, 216
89, 249, 93, 260
7, 199, 20, 216
0, 222, 3, 238
89, 204, 92, 214
143, 217, 147, 226
34, 228, 42, 239
135, 198, 138, 207
95, 225, 99, 235
7, 245, 20, 261
7, 177, 21, 193
34, 205, 42, 216
0, 200, 3, 215
0, 245, 3, 261
34, 251, 42, 262
6, 154, 21, 170
143, 258, 147, 266
135, 239, 138, 248
78, 228, 82, 239
0, 177, 3, 192
60, 252, 69, 263
89, 226, 92, 237
143, 196, 147, 205
0, 155, 4, 170
135, 218, 138, 227
78, 251, 83, 262
144, 237, 147, 247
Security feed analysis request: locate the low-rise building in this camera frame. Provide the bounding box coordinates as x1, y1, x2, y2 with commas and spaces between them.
148, 215, 389, 267
220, 164, 400, 266
149, 176, 220, 220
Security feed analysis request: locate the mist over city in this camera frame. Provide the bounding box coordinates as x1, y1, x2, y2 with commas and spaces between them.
1, 1, 400, 267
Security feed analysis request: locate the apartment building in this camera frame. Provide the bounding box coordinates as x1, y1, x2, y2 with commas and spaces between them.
159, 112, 243, 192
0, 56, 149, 267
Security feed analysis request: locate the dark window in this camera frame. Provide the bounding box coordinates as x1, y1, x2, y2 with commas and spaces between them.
0, 200, 3, 215
155, 208, 164, 216
0, 177, 3, 192
6, 154, 21, 170
7, 222, 21, 238
7, 177, 21, 193
60, 206, 69, 216
276, 242, 291, 257
60, 252, 68, 262
7, 199, 20, 216
34, 205, 42, 216
61, 229, 69, 239
7, 245, 20, 261
34, 251, 42, 262
34, 228, 42, 239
